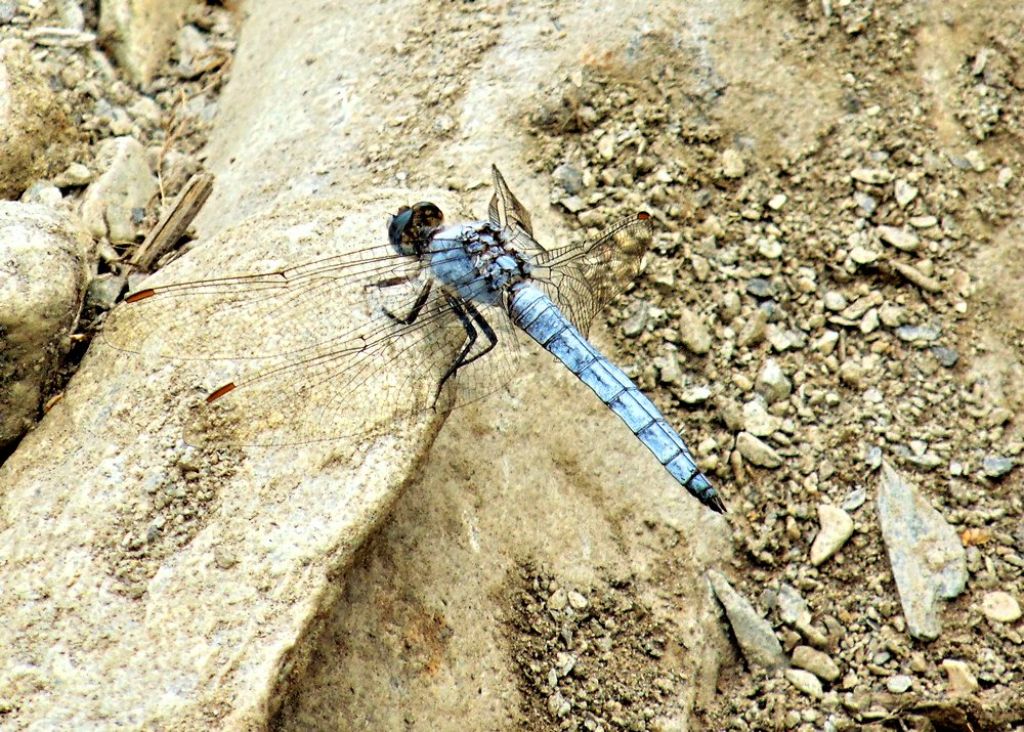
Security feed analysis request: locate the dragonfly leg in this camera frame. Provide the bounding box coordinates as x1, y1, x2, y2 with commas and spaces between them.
433, 297, 498, 406
377, 279, 433, 325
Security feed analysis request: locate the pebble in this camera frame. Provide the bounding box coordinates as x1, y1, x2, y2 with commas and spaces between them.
767, 194, 787, 210
792, 645, 841, 682
654, 351, 683, 386
823, 291, 847, 311
53, 162, 93, 187
742, 399, 780, 437
552, 163, 583, 194
778, 584, 812, 627
620, 302, 648, 337
756, 359, 791, 404
736, 432, 783, 468
0, 1, 15, 23
79, 136, 158, 242
876, 463, 967, 640
679, 386, 711, 405
964, 149, 987, 172
851, 168, 893, 184
931, 346, 959, 368
849, 246, 879, 265
746, 277, 775, 298
980, 591, 1021, 623
941, 659, 979, 695
559, 195, 585, 213
597, 133, 615, 161
707, 570, 787, 670
878, 303, 904, 327
854, 192, 877, 215
878, 225, 920, 252
677, 307, 711, 355
981, 455, 1014, 479
997, 166, 1014, 187
567, 590, 588, 609
908, 215, 937, 229
785, 669, 824, 698
737, 309, 768, 347
891, 261, 942, 293
894, 179, 918, 207
814, 330, 839, 355
547, 588, 568, 611
841, 487, 867, 511
722, 149, 746, 178
895, 323, 941, 343
886, 674, 913, 694
20, 181, 62, 207
810, 505, 854, 566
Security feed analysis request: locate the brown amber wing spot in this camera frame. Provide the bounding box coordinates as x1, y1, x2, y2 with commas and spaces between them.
637, 211, 651, 221
206, 382, 237, 403
126, 288, 157, 303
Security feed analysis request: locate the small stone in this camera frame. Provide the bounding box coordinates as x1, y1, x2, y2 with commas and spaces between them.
778, 584, 812, 627
746, 278, 774, 298
757, 238, 783, 259
53, 163, 93, 187
838, 361, 865, 388
756, 359, 791, 404
842, 487, 867, 511
878, 304, 904, 327
810, 505, 854, 566
982, 456, 1014, 479
931, 346, 959, 368
20, 181, 62, 207
792, 645, 841, 682
964, 149, 987, 172
655, 351, 683, 385
895, 323, 941, 342
707, 570, 787, 670
621, 302, 649, 337
737, 309, 769, 347
894, 180, 918, 207
908, 215, 938, 229
851, 168, 893, 184
878, 225, 920, 252
980, 591, 1021, 623
849, 246, 879, 265
559, 195, 585, 213
997, 167, 1014, 188
823, 291, 847, 311
567, 591, 588, 610
742, 399, 780, 437
547, 588, 568, 611
891, 261, 942, 293
785, 669, 823, 698
552, 163, 584, 194
887, 675, 913, 694
679, 386, 711, 405
767, 193, 787, 210
854, 192, 877, 215
860, 308, 880, 334
941, 659, 979, 696
722, 149, 746, 178
678, 307, 712, 355
0, 1, 16, 23
736, 432, 782, 468
814, 330, 839, 355
597, 133, 615, 161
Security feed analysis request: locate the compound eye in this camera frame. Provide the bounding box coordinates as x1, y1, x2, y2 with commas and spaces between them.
409, 201, 444, 230
388, 207, 415, 254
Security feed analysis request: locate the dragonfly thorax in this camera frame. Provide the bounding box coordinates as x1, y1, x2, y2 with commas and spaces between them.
428, 221, 533, 306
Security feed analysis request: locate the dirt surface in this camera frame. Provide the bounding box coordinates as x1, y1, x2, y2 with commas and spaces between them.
3, 0, 1024, 729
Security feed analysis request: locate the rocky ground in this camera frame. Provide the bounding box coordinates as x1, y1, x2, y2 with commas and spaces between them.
1, 0, 1023, 730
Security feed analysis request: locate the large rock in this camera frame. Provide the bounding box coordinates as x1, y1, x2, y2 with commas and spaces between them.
0, 203, 92, 449
0, 40, 78, 199
99, 0, 196, 85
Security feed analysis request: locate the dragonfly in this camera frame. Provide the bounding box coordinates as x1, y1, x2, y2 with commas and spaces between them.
103, 166, 726, 513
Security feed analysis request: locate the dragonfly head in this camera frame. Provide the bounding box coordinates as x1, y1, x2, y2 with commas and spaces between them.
388, 201, 444, 256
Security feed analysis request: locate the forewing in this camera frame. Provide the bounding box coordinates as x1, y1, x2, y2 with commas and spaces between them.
530, 212, 652, 336
487, 165, 536, 240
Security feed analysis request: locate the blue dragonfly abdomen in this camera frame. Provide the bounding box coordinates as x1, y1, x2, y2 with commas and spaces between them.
510, 284, 724, 513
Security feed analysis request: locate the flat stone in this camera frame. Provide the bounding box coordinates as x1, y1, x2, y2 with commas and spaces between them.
791, 645, 840, 682
784, 669, 823, 698
742, 399, 780, 437
887, 674, 913, 693
849, 246, 879, 265
980, 591, 1021, 623
810, 505, 854, 566
896, 323, 941, 342
851, 168, 893, 184
894, 179, 918, 206
982, 455, 1015, 479
708, 570, 786, 670
877, 463, 967, 640
736, 432, 783, 468
878, 225, 920, 252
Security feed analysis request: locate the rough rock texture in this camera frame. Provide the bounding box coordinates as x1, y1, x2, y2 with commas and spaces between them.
0, 194, 456, 728
0, 202, 92, 449
877, 462, 968, 640
99, 0, 195, 85
0, 39, 78, 199
79, 136, 158, 242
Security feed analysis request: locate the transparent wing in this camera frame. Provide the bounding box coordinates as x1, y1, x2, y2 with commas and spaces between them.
103, 240, 526, 446
528, 212, 652, 336
488, 165, 537, 242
